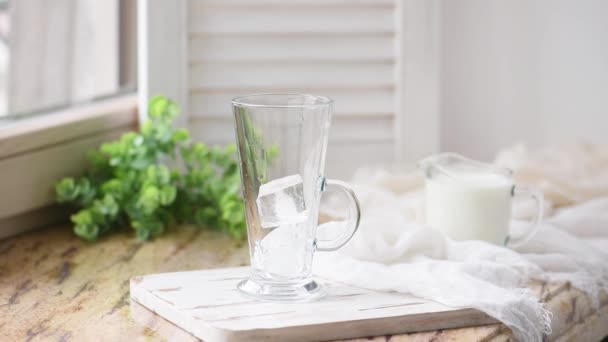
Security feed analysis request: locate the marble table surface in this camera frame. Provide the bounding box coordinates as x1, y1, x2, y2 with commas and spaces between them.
0, 224, 606, 341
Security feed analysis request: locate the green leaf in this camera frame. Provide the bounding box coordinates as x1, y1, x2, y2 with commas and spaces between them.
148, 96, 179, 121
137, 185, 160, 215
172, 128, 190, 143
165, 101, 179, 120
148, 96, 170, 119
94, 194, 119, 217
157, 165, 171, 185
224, 143, 237, 155
141, 121, 154, 136
159, 185, 177, 205
71, 210, 100, 241
267, 144, 280, 160
101, 179, 122, 196
76, 179, 97, 206
55, 95, 249, 242
56, 178, 79, 202
154, 124, 173, 143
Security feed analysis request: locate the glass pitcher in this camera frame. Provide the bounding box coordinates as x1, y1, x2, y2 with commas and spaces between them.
232, 94, 361, 302
419, 153, 543, 247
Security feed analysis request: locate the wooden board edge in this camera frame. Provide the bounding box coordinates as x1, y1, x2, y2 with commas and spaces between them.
224, 308, 498, 342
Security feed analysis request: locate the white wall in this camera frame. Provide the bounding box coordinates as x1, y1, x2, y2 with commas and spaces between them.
441, 0, 608, 160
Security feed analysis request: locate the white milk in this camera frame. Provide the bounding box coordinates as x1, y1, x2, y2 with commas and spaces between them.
425, 171, 513, 245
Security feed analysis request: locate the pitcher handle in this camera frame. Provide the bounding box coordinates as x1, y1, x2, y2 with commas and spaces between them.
316, 178, 361, 252
506, 185, 544, 247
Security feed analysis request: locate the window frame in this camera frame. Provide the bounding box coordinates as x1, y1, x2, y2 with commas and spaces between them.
0, 0, 139, 238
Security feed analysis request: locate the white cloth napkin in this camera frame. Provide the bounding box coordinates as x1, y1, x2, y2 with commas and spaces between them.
314, 143, 608, 342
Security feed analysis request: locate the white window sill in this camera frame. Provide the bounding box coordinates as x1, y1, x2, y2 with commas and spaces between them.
0, 94, 138, 239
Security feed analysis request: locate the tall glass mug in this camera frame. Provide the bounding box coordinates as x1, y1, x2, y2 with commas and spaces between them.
232, 94, 361, 302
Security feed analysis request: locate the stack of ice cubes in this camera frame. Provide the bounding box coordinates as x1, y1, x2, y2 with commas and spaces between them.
254, 174, 311, 277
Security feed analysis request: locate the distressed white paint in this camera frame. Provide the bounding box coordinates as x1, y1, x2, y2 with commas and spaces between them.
130, 267, 496, 342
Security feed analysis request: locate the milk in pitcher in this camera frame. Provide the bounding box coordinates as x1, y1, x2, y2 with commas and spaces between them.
425, 171, 514, 245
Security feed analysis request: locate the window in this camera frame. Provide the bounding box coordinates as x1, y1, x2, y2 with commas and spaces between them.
0, 0, 138, 238
0, 0, 136, 120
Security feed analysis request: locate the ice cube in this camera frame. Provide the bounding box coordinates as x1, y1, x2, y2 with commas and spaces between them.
253, 223, 309, 277
256, 174, 308, 229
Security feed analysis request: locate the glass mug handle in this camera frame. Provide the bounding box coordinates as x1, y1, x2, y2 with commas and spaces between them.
315, 178, 361, 252
506, 185, 544, 247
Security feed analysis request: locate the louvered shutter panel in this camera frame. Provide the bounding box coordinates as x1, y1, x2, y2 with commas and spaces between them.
186, 0, 398, 178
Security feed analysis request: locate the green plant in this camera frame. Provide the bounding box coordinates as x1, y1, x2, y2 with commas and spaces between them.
55, 96, 246, 241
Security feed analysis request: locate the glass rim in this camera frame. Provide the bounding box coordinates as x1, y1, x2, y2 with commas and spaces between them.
419, 152, 514, 180
231, 93, 334, 108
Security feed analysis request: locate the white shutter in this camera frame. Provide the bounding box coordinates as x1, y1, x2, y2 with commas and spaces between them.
187, 0, 397, 178
140, 0, 441, 178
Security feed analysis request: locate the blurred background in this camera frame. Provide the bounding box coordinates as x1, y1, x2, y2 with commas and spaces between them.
0, 0, 136, 118
1, 0, 607, 178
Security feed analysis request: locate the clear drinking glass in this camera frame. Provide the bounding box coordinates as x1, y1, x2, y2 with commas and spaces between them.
232, 94, 361, 302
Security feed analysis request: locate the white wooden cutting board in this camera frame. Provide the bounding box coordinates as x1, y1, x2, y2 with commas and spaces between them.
130, 267, 497, 342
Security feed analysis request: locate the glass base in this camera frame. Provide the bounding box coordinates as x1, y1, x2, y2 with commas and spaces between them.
237, 278, 325, 302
